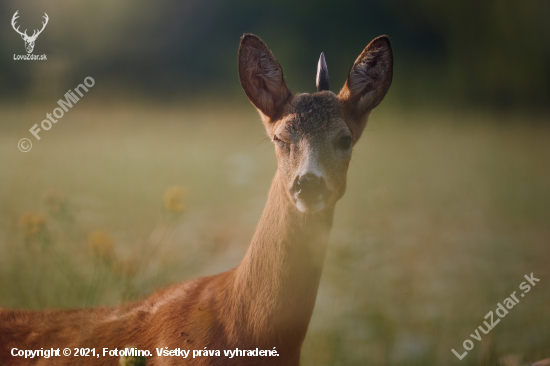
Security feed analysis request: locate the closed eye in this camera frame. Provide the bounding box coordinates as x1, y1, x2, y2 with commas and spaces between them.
273, 135, 288, 145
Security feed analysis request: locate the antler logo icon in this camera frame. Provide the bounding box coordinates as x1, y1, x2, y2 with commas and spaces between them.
11, 11, 49, 54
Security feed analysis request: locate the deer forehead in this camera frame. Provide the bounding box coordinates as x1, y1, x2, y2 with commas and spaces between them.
275, 92, 348, 142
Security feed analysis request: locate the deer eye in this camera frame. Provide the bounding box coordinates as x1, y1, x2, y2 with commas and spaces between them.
273, 135, 287, 145
337, 136, 352, 150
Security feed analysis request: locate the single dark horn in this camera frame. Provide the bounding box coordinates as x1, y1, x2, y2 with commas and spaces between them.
316, 52, 329, 92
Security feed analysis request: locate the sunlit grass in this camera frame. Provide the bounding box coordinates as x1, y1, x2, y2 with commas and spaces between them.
0, 100, 548, 365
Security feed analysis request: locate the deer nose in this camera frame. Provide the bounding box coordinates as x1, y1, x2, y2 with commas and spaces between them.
297, 174, 320, 190
293, 174, 326, 200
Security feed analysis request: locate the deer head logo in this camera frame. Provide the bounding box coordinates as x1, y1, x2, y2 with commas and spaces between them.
11, 11, 49, 54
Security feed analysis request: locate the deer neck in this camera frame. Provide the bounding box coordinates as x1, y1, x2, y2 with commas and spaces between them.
228, 170, 334, 346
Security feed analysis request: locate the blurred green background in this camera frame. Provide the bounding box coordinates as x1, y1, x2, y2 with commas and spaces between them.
1, 0, 549, 365
1, 0, 549, 107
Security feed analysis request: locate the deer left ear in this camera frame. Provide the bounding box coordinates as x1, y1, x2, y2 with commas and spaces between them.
238, 34, 292, 122
339, 36, 393, 141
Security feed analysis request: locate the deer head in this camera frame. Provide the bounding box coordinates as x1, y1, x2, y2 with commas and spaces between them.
238, 34, 393, 213
11, 11, 49, 54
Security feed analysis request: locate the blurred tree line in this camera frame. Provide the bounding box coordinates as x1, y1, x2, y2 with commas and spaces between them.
0, 0, 548, 108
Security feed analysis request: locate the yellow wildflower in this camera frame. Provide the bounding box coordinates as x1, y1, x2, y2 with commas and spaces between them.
18, 212, 47, 237
163, 186, 187, 213
88, 230, 115, 262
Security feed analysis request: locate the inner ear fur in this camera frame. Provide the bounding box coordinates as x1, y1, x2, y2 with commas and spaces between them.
238, 34, 292, 121
339, 36, 393, 141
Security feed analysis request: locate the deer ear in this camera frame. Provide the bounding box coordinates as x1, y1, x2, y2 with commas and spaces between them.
238, 34, 292, 121
339, 36, 393, 140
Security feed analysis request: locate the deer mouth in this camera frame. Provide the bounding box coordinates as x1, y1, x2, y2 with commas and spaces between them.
292, 186, 331, 213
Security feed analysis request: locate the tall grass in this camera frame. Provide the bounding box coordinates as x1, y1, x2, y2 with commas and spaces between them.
1, 100, 548, 365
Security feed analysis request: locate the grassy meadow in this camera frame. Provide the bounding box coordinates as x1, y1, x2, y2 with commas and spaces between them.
1, 99, 549, 365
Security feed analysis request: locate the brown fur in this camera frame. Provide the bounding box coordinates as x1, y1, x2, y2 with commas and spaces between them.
0, 34, 392, 365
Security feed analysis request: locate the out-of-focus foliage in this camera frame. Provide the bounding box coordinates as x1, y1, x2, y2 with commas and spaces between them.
386, 0, 550, 107
0, 0, 548, 107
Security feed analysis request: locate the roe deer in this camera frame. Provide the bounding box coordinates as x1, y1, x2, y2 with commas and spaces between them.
0, 34, 393, 365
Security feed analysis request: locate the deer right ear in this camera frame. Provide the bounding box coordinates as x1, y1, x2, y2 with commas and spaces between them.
238, 34, 292, 122
339, 36, 393, 141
